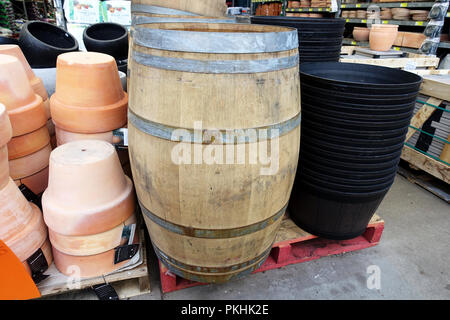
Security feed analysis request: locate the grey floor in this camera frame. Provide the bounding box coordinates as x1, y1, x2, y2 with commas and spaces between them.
51, 175, 450, 300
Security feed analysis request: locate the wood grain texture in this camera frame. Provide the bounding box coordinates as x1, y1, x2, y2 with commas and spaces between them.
401, 146, 450, 183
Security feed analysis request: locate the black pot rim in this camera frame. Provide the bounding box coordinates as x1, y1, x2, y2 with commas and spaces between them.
83, 22, 128, 44
24, 21, 78, 51
300, 61, 422, 89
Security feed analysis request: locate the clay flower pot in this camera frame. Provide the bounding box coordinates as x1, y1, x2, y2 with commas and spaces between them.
50, 52, 128, 134
370, 24, 399, 51
9, 143, 51, 180
42, 140, 135, 236
49, 214, 136, 256
7, 126, 50, 160
3, 202, 48, 262
0, 104, 12, 148
52, 230, 138, 278
0, 147, 9, 189
14, 166, 49, 195
0, 178, 35, 242
353, 27, 370, 41
0, 45, 49, 103
0, 55, 47, 137
55, 126, 119, 146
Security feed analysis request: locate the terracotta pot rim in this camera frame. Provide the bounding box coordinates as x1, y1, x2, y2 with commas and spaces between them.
49, 214, 137, 256
14, 165, 49, 195
42, 176, 135, 236
9, 144, 51, 179
50, 93, 128, 134
6, 94, 47, 137
7, 126, 51, 160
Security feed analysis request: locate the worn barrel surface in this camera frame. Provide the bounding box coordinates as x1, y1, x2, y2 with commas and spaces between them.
131, 0, 227, 17
129, 23, 301, 283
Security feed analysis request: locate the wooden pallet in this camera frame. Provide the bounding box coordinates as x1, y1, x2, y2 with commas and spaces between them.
159, 214, 384, 294
340, 48, 440, 70
36, 231, 151, 299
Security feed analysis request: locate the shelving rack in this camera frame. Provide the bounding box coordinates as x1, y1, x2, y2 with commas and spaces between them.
251, 0, 338, 17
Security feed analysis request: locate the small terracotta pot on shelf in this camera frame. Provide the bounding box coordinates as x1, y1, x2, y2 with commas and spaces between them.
353, 27, 370, 41
50, 52, 128, 134
0, 55, 47, 137
14, 166, 49, 195
55, 126, 120, 146
42, 140, 135, 236
370, 24, 399, 51
0, 178, 34, 241
7, 126, 50, 160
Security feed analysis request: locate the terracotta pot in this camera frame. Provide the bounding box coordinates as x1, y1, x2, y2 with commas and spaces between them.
55, 126, 121, 146
42, 140, 135, 236
50, 52, 127, 134
0, 147, 9, 189
43, 99, 51, 120
14, 166, 49, 195
353, 27, 370, 41
4, 202, 48, 262
49, 214, 136, 256
21, 238, 53, 275
0, 104, 12, 148
52, 230, 139, 278
47, 119, 55, 137
0, 55, 47, 137
291, 1, 301, 8
9, 143, 51, 180
0, 45, 48, 101
7, 126, 50, 160
370, 25, 399, 51
0, 178, 34, 241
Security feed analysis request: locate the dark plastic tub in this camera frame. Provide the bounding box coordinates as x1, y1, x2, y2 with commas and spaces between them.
0, 36, 18, 45
299, 156, 399, 179
300, 62, 423, 95
289, 180, 390, 240
19, 21, 78, 68
83, 22, 128, 60
301, 92, 417, 117
299, 45, 343, 52
301, 166, 397, 186
299, 37, 344, 46
298, 31, 345, 40
301, 83, 419, 105
302, 109, 414, 130
251, 16, 346, 29
301, 124, 408, 147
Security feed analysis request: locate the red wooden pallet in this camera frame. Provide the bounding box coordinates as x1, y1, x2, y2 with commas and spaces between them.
159, 214, 384, 293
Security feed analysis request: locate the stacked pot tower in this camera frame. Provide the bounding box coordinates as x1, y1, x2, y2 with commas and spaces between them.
0, 54, 51, 195
0, 104, 52, 281
42, 140, 137, 278
50, 52, 128, 146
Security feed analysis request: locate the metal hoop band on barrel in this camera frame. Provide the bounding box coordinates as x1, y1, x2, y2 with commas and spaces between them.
131, 4, 198, 16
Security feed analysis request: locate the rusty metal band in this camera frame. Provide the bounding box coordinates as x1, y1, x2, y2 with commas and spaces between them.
153, 241, 272, 275
131, 4, 198, 16
132, 15, 236, 26
128, 110, 301, 144
133, 26, 298, 53
140, 202, 287, 239
132, 50, 299, 74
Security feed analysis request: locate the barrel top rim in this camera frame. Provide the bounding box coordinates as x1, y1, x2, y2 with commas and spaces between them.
135, 22, 298, 33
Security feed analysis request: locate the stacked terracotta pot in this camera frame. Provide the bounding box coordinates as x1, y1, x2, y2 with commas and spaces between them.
370, 24, 399, 51
0, 45, 55, 148
0, 54, 51, 195
0, 104, 53, 277
42, 140, 137, 278
50, 52, 128, 146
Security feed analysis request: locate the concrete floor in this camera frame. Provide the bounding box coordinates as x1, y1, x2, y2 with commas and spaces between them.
51, 175, 450, 300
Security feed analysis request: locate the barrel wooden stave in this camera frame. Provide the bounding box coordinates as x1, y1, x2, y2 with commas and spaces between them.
131, 0, 227, 17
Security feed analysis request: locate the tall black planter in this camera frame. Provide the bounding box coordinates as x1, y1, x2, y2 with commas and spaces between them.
251, 16, 345, 63
289, 62, 422, 240
19, 21, 79, 68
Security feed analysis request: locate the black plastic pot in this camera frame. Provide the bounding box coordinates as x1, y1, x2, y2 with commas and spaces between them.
289, 180, 390, 240
300, 62, 422, 95
300, 56, 340, 63
301, 93, 417, 117
298, 32, 345, 39
299, 156, 399, 180
301, 83, 419, 105
301, 124, 408, 147
251, 16, 346, 29
299, 37, 344, 47
0, 36, 18, 45
19, 21, 78, 68
302, 109, 413, 131
83, 22, 128, 60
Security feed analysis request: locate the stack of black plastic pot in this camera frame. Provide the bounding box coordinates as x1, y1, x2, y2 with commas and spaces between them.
289, 62, 422, 240
250, 16, 345, 63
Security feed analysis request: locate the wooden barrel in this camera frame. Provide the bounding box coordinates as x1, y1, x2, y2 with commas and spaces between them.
129, 23, 301, 283
131, 0, 227, 17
